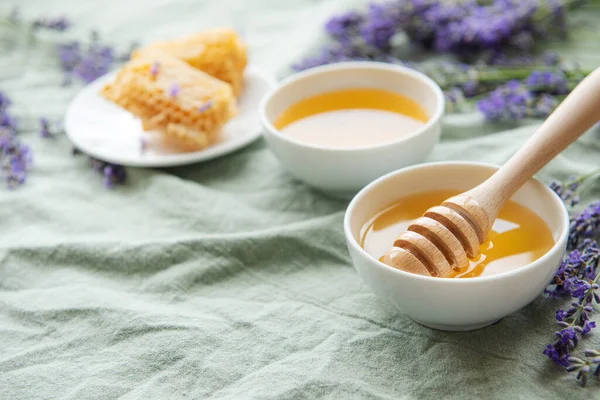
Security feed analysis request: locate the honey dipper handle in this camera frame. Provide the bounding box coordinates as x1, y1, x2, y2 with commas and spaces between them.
472, 66, 600, 216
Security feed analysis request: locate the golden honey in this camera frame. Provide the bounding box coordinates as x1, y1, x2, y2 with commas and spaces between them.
360, 190, 555, 278
274, 88, 429, 149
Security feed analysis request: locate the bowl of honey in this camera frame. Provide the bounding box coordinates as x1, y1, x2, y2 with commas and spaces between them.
344, 161, 569, 331
260, 62, 444, 196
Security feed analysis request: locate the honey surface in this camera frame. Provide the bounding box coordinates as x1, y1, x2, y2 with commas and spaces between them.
360, 190, 555, 278
274, 88, 429, 149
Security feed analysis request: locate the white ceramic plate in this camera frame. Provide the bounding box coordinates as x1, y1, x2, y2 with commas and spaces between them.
64, 65, 276, 167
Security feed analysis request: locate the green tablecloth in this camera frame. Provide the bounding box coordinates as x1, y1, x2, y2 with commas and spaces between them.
1, 1, 600, 398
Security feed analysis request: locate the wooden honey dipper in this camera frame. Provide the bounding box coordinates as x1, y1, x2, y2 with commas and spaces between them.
382, 67, 600, 277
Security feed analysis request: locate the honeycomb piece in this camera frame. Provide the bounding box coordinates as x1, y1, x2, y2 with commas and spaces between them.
101, 50, 236, 151
133, 28, 247, 96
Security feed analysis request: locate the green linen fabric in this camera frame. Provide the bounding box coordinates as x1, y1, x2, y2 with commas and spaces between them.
1, 1, 600, 399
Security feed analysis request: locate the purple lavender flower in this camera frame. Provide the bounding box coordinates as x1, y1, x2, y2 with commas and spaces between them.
433, 1, 538, 53
39, 118, 52, 138
0, 129, 33, 189
556, 309, 568, 321
569, 279, 590, 299
569, 203, 600, 249
477, 80, 533, 121
294, 0, 577, 70
526, 70, 568, 94
549, 177, 582, 207
0, 92, 32, 189
546, 241, 599, 297
1, 110, 17, 130
396, 0, 474, 49
544, 197, 599, 380
169, 83, 180, 97
570, 361, 591, 385
150, 61, 160, 77
90, 158, 126, 188
57, 42, 81, 74
558, 327, 579, 346
0, 93, 12, 111
568, 248, 584, 264
545, 327, 579, 367
325, 11, 364, 38
567, 355, 597, 386
544, 344, 569, 367
423, 2, 473, 35
32, 16, 71, 31
57, 31, 126, 85
72, 34, 115, 83
360, 3, 401, 50
102, 165, 126, 188
198, 101, 213, 113
581, 321, 596, 336
0, 94, 17, 131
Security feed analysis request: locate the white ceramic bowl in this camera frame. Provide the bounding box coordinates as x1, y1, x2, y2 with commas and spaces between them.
260, 62, 444, 196
344, 162, 569, 331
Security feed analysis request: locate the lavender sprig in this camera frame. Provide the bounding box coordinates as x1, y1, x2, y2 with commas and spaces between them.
38, 117, 62, 139
3, 11, 136, 85
22, 12, 131, 188
8, 10, 132, 189
568, 349, 600, 386
0, 19, 113, 86
543, 197, 600, 385
1, 11, 133, 188
0, 91, 32, 189
569, 202, 600, 250
477, 80, 534, 121
0, 129, 33, 189
475, 69, 583, 121
543, 240, 599, 372
542, 170, 600, 385
325, 11, 364, 38
549, 170, 600, 208
57, 30, 137, 85
526, 70, 569, 94
32, 16, 71, 32
297, 0, 580, 69
58, 31, 114, 84
90, 158, 127, 188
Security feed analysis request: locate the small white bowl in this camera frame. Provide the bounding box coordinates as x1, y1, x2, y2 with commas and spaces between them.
344, 162, 569, 331
260, 62, 444, 196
